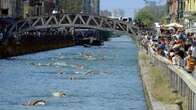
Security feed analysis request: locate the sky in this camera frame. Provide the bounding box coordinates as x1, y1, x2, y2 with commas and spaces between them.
100, 0, 166, 17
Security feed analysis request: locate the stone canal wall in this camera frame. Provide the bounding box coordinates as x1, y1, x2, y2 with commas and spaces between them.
0, 30, 112, 58
0, 33, 75, 58
139, 47, 196, 110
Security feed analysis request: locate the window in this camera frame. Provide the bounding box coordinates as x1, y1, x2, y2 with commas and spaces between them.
1, 8, 8, 16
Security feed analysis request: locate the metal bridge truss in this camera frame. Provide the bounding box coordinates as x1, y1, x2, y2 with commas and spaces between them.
7, 14, 138, 36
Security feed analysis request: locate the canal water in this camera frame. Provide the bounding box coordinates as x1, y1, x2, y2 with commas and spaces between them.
0, 36, 147, 110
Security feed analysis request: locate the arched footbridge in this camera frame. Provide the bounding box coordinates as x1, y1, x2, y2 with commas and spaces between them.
7, 13, 139, 37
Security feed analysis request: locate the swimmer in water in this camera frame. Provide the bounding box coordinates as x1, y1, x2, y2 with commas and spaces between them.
23, 99, 46, 106
69, 76, 76, 80
58, 70, 64, 74
75, 64, 84, 69
52, 91, 66, 97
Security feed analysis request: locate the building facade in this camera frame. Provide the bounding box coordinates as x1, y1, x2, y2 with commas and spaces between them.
184, 0, 196, 28
82, 0, 100, 15
83, 0, 90, 14
167, 0, 196, 28
168, 0, 178, 22
184, 0, 196, 16
177, 0, 185, 21
100, 10, 112, 17
167, 0, 186, 23
44, 0, 56, 15
0, 0, 100, 17
58, 0, 100, 15
0, 0, 24, 18
29, 0, 44, 16
26, 0, 56, 16
185, 0, 196, 14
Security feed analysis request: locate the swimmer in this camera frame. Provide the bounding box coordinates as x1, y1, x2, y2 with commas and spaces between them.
23, 99, 46, 106
58, 70, 64, 74
52, 91, 66, 97
75, 64, 84, 69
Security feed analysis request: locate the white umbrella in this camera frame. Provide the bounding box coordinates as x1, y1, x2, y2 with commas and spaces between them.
165, 23, 183, 28
155, 22, 160, 28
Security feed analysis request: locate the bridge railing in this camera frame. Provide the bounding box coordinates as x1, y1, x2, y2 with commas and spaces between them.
6, 13, 137, 38
145, 47, 196, 110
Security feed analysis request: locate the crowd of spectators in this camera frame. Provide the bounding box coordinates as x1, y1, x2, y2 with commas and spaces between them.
141, 26, 196, 74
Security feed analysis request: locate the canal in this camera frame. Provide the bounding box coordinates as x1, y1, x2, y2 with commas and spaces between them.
0, 36, 147, 110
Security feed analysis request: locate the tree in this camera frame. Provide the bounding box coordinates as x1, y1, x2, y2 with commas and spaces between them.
59, 0, 83, 13
135, 9, 154, 27
134, 3, 167, 27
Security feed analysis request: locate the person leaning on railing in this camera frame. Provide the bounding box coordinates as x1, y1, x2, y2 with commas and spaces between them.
184, 50, 196, 73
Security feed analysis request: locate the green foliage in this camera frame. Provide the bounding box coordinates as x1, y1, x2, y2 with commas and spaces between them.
135, 9, 154, 27
59, 0, 83, 13
160, 16, 168, 24
135, 3, 168, 27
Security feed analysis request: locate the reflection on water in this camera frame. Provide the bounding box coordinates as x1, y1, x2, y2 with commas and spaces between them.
0, 36, 147, 110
